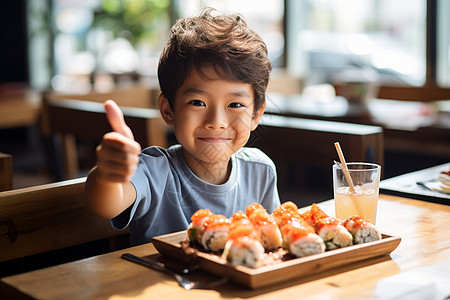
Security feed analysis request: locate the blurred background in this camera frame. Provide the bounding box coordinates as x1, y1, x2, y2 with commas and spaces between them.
1, 0, 449, 202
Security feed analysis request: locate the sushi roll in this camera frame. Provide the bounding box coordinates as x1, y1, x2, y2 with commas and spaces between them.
277, 201, 300, 214
315, 217, 353, 250
272, 202, 323, 257
248, 208, 283, 250
201, 214, 231, 252
303, 204, 353, 250
281, 222, 325, 257
273, 201, 313, 233
438, 171, 450, 191
272, 201, 302, 227
342, 215, 381, 244
222, 236, 265, 268
301, 203, 329, 227
187, 208, 213, 244
230, 210, 250, 223
222, 222, 264, 268
245, 202, 265, 217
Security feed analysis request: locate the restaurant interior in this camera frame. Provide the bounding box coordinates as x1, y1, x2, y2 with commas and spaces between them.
1, 0, 450, 296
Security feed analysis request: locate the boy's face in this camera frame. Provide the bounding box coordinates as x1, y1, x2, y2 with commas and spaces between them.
161, 66, 264, 167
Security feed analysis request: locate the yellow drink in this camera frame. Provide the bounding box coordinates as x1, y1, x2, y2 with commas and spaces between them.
334, 186, 378, 224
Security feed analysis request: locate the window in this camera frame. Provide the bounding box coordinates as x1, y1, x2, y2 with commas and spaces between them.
171, 0, 285, 68
437, 0, 450, 86
286, 0, 427, 87
49, 0, 171, 93
27, 0, 450, 91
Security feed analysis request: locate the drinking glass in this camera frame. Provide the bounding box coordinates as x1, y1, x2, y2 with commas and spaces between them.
333, 162, 381, 224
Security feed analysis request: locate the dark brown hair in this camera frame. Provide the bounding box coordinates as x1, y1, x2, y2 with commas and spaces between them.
157, 9, 272, 115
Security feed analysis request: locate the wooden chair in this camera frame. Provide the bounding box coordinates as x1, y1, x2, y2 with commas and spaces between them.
247, 114, 384, 200
40, 97, 168, 180
266, 70, 304, 95
44, 84, 159, 108
334, 83, 450, 102
0, 177, 129, 265
0, 153, 13, 191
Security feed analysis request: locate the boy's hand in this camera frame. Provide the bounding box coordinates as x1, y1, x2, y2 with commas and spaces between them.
95, 100, 141, 182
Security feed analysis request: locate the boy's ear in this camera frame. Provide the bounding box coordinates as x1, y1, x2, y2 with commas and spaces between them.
250, 102, 265, 131
158, 94, 174, 126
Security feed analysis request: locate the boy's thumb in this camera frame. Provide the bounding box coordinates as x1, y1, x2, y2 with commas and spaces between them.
104, 100, 135, 140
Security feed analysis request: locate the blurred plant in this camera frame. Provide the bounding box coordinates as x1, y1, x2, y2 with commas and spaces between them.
92, 0, 170, 48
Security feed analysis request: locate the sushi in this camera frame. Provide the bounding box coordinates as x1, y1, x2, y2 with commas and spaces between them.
277, 201, 301, 215
187, 208, 214, 244
281, 221, 325, 257
187, 202, 381, 269
304, 204, 353, 250
342, 215, 381, 244
245, 202, 265, 217
271, 202, 324, 257
222, 220, 264, 268
438, 171, 450, 191
230, 210, 249, 223
201, 214, 231, 252
247, 207, 283, 250
272, 201, 303, 227
301, 203, 329, 227
315, 217, 353, 250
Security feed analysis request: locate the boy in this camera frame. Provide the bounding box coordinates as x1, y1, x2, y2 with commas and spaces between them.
85, 9, 280, 246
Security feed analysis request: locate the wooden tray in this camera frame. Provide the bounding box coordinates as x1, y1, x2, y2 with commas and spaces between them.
152, 231, 401, 289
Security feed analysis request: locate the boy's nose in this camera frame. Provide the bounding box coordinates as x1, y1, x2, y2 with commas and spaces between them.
204, 108, 227, 129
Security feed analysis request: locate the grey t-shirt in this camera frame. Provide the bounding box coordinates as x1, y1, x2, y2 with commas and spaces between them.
111, 144, 281, 246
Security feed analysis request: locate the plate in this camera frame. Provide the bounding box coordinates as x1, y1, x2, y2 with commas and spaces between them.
152, 231, 401, 289
421, 181, 450, 194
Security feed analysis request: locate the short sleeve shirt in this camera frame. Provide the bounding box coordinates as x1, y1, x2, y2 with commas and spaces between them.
110, 145, 280, 246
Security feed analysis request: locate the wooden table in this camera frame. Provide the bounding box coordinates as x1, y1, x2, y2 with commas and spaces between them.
265, 94, 450, 160
1, 194, 449, 300
0, 88, 41, 129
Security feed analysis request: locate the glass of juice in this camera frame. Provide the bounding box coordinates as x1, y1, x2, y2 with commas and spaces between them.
333, 162, 381, 224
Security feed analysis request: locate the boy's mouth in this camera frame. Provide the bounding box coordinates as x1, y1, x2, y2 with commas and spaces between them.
197, 137, 231, 143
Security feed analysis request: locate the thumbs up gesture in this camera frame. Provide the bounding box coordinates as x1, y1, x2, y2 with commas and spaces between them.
95, 100, 142, 182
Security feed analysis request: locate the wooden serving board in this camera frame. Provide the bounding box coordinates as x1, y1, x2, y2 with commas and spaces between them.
152, 231, 401, 289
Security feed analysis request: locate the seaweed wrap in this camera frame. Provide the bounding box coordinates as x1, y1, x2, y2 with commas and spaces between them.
187, 208, 213, 244
342, 215, 381, 244
315, 217, 353, 250
201, 214, 231, 252
222, 221, 264, 268
303, 204, 353, 250
248, 208, 283, 250
281, 220, 325, 257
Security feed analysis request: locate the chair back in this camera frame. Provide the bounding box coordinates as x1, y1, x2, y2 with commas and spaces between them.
44, 84, 158, 108
0, 178, 129, 263
41, 97, 168, 179
0, 153, 13, 191
247, 114, 384, 191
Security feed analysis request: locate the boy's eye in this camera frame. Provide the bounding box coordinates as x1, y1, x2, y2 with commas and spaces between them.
189, 100, 205, 107
228, 102, 244, 108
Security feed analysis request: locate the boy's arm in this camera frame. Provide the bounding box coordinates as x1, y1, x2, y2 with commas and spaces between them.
85, 166, 136, 218
85, 100, 141, 219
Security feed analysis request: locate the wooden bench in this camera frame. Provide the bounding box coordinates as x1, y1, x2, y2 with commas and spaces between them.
0, 153, 13, 191
247, 114, 384, 199
41, 97, 168, 180
0, 177, 129, 274
44, 84, 159, 108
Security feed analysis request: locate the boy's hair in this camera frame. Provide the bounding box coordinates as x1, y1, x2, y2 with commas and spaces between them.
158, 9, 272, 115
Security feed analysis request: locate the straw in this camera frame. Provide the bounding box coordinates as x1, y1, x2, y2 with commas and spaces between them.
334, 142, 363, 217
334, 142, 357, 194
